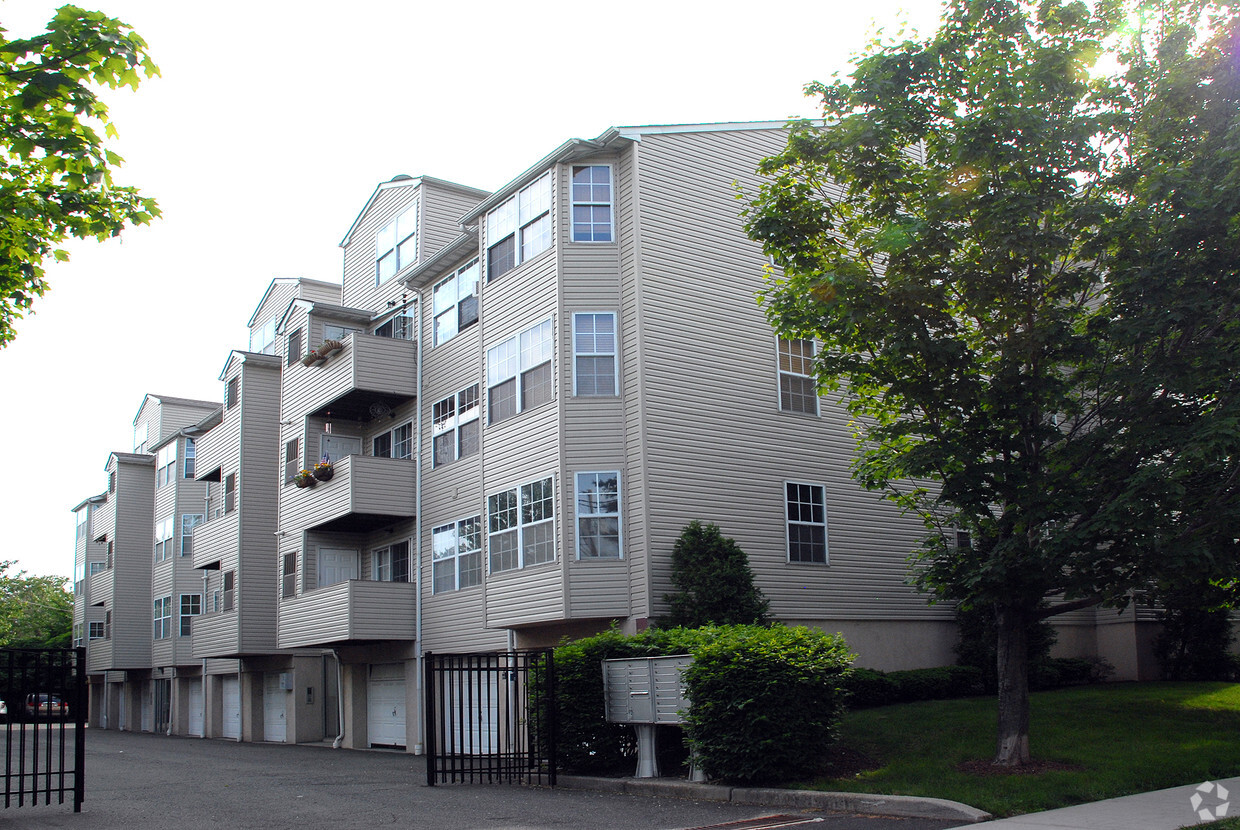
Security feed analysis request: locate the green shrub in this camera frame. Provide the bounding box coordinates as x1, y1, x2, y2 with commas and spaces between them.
661, 521, 770, 628
841, 667, 898, 708
684, 625, 853, 784
888, 665, 985, 701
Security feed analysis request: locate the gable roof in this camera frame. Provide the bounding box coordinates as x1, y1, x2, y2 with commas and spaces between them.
338, 175, 490, 249
131, 394, 219, 426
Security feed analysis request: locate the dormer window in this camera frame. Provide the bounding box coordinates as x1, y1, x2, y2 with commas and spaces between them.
486, 173, 552, 282
376, 201, 419, 285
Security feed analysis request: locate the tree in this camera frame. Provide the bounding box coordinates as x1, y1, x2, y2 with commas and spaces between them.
745, 0, 1240, 766
0, 5, 160, 347
661, 521, 771, 628
0, 561, 73, 648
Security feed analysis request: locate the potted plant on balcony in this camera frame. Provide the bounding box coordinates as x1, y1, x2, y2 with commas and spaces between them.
313, 460, 335, 482
317, 339, 344, 359
294, 469, 315, 488
300, 351, 325, 367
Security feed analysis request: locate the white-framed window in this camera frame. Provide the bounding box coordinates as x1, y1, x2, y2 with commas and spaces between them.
575, 471, 621, 559
786, 481, 828, 564
376, 313, 414, 340
134, 421, 148, 453
181, 514, 203, 556
486, 172, 552, 281
154, 516, 175, 562
156, 442, 177, 488
75, 507, 89, 540
573, 312, 617, 396
371, 541, 410, 583
487, 476, 555, 573
433, 258, 480, 346
372, 421, 413, 460
432, 385, 479, 467
249, 316, 277, 355
88, 621, 104, 640
184, 438, 196, 478
179, 593, 201, 636
570, 165, 613, 242
375, 200, 419, 285
322, 324, 361, 342
778, 337, 818, 415
153, 595, 172, 639
487, 319, 553, 424
432, 516, 482, 593
89, 561, 105, 576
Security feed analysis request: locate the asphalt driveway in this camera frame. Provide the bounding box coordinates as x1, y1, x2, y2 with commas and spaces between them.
0, 729, 962, 830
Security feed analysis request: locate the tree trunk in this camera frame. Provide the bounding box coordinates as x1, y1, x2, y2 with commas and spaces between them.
994, 604, 1032, 766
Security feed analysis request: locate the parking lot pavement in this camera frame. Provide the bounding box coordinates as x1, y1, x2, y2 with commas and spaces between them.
0, 730, 965, 830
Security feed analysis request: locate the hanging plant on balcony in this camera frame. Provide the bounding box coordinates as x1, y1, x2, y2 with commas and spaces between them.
316, 339, 344, 359
294, 469, 315, 488
301, 351, 324, 367
313, 460, 335, 482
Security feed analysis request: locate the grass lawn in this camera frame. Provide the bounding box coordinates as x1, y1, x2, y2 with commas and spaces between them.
806, 682, 1240, 817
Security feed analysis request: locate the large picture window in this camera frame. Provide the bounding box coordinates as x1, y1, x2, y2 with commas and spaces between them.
786, 482, 827, 564
570, 165, 613, 242
433, 259, 480, 346
432, 385, 479, 467
487, 319, 553, 424
486, 173, 552, 281
573, 313, 617, 396
432, 517, 482, 593
778, 338, 818, 414
375, 200, 419, 284
488, 476, 555, 573
575, 472, 621, 559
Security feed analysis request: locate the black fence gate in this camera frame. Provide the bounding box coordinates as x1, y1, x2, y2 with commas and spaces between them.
424, 650, 556, 786
1, 648, 85, 812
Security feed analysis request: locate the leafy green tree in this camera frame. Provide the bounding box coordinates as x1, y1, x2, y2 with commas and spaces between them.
745, 0, 1240, 766
0, 5, 160, 347
661, 521, 771, 628
0, 561, 73, 648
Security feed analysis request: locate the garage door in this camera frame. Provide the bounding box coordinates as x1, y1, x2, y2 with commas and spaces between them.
263, 673, 287, 742
367, 663, 406, 748
188, 679, 204, 737
222, 676, 241, 740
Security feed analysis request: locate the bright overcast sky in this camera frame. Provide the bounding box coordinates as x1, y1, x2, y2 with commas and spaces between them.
1, 0, 944, 579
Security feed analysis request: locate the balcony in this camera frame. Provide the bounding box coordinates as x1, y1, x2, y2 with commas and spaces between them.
192, 510, 239, 570
89, 567, 114, 607
278, 579, 417, 649
282, 454, 415, 533
289, 333, 417, 421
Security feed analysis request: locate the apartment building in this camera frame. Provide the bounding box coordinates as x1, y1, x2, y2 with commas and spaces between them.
73, 121, 1157, 749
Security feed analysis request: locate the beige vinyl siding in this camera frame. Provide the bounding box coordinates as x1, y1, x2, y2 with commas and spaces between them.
342, 185, 419, 310
421, 180, 487, 252
630, 128, 953, 626
237, 360, 281, 652
110, 458, 155, 669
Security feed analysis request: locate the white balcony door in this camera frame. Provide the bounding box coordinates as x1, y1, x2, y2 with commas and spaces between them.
318, 548, 358, 588
319, 434, 361, 464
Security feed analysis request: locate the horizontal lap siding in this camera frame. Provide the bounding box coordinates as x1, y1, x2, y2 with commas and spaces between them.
239, 363, 281, 652
346, 582, 417, 640
421, 181, 487, 253
112, 461, 155, 668
635, 129, 950, 624
486, 564, 562, 629
280, 582, 353, 648
191, 611, 239, 657
343, 186, 418, 310
195, 409, 239, 480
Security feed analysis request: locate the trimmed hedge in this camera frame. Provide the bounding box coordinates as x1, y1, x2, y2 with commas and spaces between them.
552, 625, 853, 783
842, 665, 984, 708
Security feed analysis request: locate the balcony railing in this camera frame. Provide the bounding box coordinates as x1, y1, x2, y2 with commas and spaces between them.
282, 454, 415, 534
278, 579, 417, 649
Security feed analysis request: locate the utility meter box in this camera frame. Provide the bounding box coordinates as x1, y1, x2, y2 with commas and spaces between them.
602, 655, 692, 724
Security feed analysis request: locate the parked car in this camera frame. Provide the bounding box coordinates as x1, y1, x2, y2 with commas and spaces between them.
24, 693, 68, 721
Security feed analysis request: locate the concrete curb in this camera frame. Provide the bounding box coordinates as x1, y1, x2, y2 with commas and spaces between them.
555, 775, 992, 823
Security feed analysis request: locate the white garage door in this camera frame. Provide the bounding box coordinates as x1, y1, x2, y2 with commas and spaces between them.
222, 676, 241, 740
263, 673, 287, 743
367, 663, 406, 748
188, 679, 204, 737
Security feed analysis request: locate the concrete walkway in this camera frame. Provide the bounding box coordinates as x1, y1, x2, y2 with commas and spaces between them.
944, 776, 1239, 829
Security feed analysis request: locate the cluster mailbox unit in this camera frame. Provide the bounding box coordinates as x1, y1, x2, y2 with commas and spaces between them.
602, 655, 697, 778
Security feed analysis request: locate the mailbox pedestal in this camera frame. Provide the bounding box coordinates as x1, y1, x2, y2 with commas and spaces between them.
602, 655, 696, 779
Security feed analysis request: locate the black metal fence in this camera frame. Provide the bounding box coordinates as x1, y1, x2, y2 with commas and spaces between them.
424, 650, 556, 786
1, 648, 85, 812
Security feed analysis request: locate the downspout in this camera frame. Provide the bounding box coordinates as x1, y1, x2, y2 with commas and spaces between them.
202, 568, 209, 738
413, 296, 425, 755
331, 650, 345, 749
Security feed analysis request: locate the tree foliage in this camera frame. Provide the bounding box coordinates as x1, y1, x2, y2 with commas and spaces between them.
661, 520, 770, 628
0, 561, 73, 648
745, 0, 1240, 765
0, 5, 160, 347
